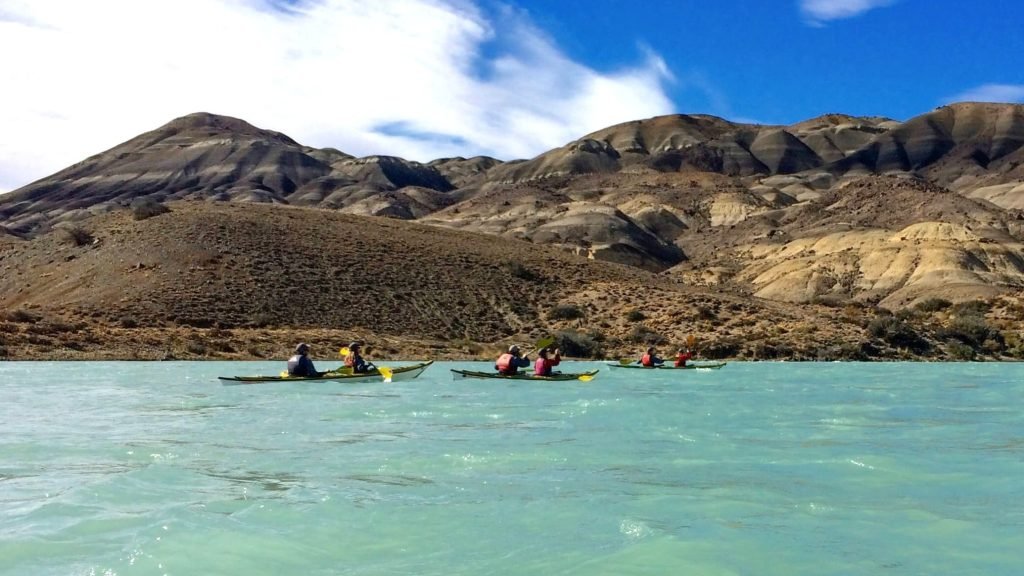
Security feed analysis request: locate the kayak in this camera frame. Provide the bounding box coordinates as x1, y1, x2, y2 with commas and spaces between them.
607, 362, 727, 370
219, 360, 434, 385
451, 369, 599, 381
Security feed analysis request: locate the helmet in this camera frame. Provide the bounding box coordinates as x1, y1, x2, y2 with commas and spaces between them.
295, 343, 309, 353
349, 341, 361, 350
508, 344, 520, 354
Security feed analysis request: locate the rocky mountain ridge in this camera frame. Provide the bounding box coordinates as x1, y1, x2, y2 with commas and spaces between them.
2, 103, 1023, 361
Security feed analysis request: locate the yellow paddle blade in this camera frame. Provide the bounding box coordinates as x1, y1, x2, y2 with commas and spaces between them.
536, 336, 556, 350
577, 374, 594, 382
618, 358, 634, 365
279, 371, 289, 378
379, 366, 393, 382
339, 347, 350, 357
686, 335, 696, 349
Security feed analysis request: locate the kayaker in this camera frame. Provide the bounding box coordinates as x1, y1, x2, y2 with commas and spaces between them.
288, 343, 325, 377
674, 348, 693, 367
344, 341, 377, 374
534, 346, 561, 376
495, 345, 531, 375
640, 346, 664, 367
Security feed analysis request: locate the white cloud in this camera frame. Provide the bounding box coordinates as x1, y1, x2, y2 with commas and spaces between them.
799, 0, 894, 25
0, 0, 675, 193
944, 83, 1024, 105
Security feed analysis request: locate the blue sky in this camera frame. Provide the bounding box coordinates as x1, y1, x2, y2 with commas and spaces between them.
1, 0, 1022, 193
503, 0, 1024, 124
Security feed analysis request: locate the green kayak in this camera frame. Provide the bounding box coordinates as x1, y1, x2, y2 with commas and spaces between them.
219, 360, 434, 385
451, 369, 598, 381
606, 362, 727, 370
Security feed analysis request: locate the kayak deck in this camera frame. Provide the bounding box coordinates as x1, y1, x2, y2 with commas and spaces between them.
451, 369, 599, 381
219, 360, 434, 384
607, 362, 727, 370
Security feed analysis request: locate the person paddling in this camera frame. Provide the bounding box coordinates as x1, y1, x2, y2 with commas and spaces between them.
288, 343, 325, 377
344, 341, 377, 374
495, 344, 531, 375
534, 346, 562, 376
674, 348, 693, 367
640, 346, 664, 367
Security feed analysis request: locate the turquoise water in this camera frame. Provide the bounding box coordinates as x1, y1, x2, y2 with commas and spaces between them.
1, 361, 1022, 575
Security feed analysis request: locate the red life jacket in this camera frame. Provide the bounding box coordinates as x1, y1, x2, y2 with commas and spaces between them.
641, 353, 655, 367
675, 352, 692, 367
496, 353, 516, 374
344, 354, 356, 368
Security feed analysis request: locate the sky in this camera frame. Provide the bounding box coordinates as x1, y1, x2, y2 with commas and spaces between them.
1, 0, 1022, 193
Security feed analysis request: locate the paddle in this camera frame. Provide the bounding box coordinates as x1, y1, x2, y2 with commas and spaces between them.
618, 357, 635, 365
378, 366, 393, 383
577, 373, 594, 382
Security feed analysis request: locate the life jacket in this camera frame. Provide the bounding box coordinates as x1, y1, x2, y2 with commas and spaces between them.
641, 353, 655, 367
675, 352, 691, 367
495, 353, 516, 374
344, 353, 356, 368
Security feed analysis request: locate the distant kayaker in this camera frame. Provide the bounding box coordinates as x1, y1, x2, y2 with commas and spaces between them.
495, 345, 531, 375
640, 346, 664, 367
674, 348, 693, 367
288, 343, 325, 377
344, 341, 377, 374
534, 346, 562, 376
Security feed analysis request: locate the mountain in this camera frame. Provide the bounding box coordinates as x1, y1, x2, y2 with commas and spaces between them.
2, 104, 1024, 360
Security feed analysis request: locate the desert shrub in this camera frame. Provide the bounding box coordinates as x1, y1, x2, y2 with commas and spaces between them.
249, 312, 276, 328
946, 342, 975, 361
130, 198, 171, 220
0, 322, 17, 333
696, 306, 717, 320
186, 342, 208, 356
554, 330, 603, 358
867, 316, 930, 353
950, 300, 990, 318
749, 342, 793, 360
915, 298, 952, 313
2, 309, 40, 323
701, 338, 742, 360
506, 261, 540, 282
119, 316, 139, 328
938, 316, 1003, 350
32, 321, 80, 335
549, 304, 584, 321
59, 225, 93, 246
628, 324, 666, 345
625, 310, 645, 322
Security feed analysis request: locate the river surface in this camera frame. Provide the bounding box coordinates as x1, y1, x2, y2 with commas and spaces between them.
2, 361, 1022, 575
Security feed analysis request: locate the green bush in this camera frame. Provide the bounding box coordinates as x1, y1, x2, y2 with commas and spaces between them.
625, 310, 645, 322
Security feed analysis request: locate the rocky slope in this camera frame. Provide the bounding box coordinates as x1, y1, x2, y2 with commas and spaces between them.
2, 103, 1024, 360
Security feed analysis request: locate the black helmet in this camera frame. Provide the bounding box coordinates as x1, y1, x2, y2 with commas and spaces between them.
295, 343, 309, 353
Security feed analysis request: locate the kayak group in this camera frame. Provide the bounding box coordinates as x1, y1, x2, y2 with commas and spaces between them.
287, 342, 698, 377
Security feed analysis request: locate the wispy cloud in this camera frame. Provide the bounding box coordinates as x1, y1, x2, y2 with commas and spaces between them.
944, 83, 1024, 104
0, 0, 675, 193
799, 0, 895, 25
